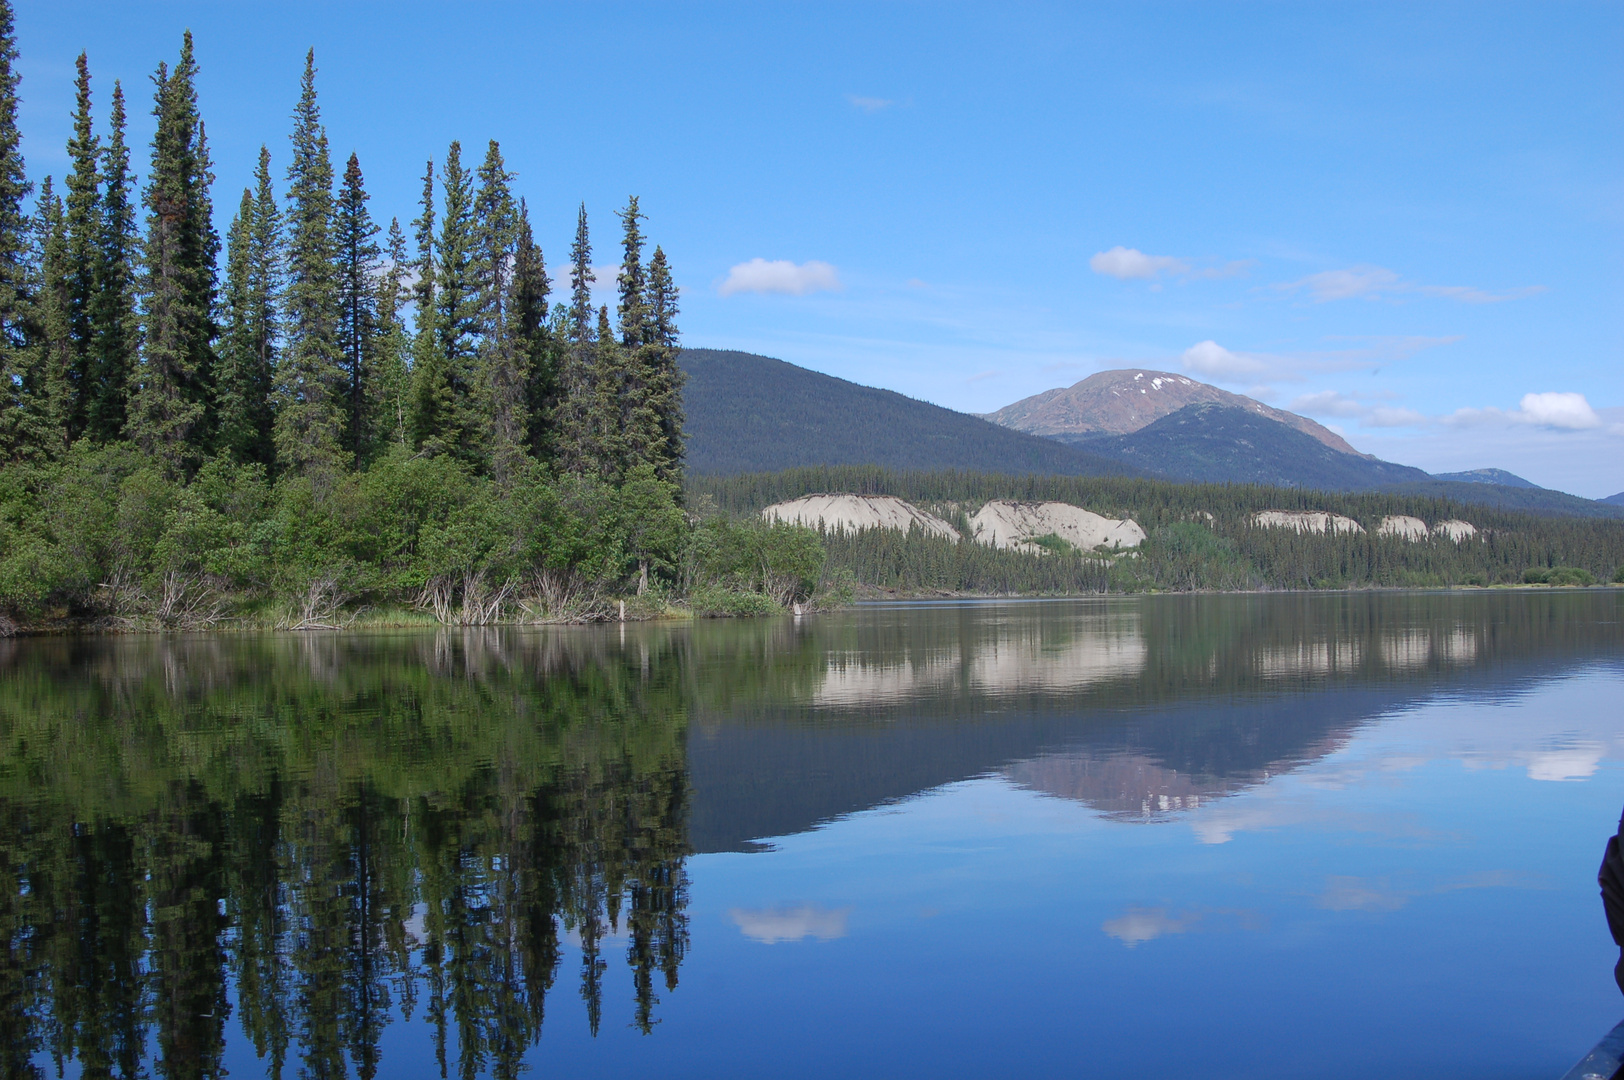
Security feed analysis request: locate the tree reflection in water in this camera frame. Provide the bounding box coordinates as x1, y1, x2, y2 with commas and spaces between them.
0, 628, 691, 1080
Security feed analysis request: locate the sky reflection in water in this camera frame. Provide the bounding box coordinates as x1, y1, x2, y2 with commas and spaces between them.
5, 592, 1622, 1078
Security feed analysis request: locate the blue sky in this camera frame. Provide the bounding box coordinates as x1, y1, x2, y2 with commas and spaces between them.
14, 2, 1622, 495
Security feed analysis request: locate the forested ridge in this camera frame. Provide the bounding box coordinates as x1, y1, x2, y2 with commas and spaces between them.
0, 10, 846, 632
691, 467, 1624, 594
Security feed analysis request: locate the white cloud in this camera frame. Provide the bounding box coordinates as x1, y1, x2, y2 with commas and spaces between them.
1278, 264, 1544, 304
1516, 391, 1602, 430
718, 258, 843, 297
847, 94, 894, 112
1181, 339, 1268, 377
1089, 246, 1190, 280
729, 904, 851, 944
1447, 391, 1603, 431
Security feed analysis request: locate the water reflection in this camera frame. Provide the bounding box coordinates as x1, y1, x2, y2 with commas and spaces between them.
0, 591, 1620, 1077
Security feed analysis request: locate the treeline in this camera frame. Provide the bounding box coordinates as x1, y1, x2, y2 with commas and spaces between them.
0, 12, 844, 631
0, 12, 680, 484
690, 467, 1624, 594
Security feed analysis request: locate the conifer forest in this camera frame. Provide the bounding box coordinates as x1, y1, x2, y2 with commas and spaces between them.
0, 11, 833, 632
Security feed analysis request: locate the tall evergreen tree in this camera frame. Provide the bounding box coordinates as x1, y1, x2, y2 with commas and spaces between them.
643, 245, 685, 482
274, 49, 343, 476
567, 203, 594, 344
214, 147, 277, 468
0, 0, 38, 462
130, 33, 219, 472
472, 140, 516, 346
408, 158, 450, 451
552, 207, 599, 476
88, 79, 139, 443
615, 196, 646, 348
432, 140, 481, 463
335, 151, 380, 468
590, 304, 628, 480
373, 217, 411, 452
508, 201, 555, 467
61, 53, 100, 443
31, 176, 70, 453
615, 197, 662, 475
472, 141, 521, 482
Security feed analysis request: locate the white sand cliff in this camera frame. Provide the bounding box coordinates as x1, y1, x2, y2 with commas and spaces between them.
970, 500, 1146, 552
1432, 519, 1477, 541
761, 494, 960, 541
1378, 515, 1429, 540
1252, 511, 1364, 535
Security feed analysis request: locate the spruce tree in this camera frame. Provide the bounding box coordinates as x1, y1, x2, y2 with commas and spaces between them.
32, 176, 70, 453
61, 53, 100, 443
616, 196, 646, 348
0, 0, 37, 462
567, 203, 594, 344
130, 34, 219, 473
590, 304, 628, 481
472, 141, 521, 482
552, 206, 598, 475
88, 79, 139, 444
433, 140, 481, 464
214, 147, 277, 468
643, 245, 685, 482
274, 49, 343, 476
408, 158, 450, 451
508, 201, 555, 466
472, 140, 516, 344
615, 197, 661, 475
373, 218, 411, 452
335, 151, 380, 468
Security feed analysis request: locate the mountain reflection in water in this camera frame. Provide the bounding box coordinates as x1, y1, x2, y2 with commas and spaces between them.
0, 591, 1619, 1078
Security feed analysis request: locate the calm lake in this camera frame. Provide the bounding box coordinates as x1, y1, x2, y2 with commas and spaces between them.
5, 591, 1624, 1078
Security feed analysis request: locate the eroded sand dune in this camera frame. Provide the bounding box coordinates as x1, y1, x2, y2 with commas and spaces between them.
970, 500, 1146, 551
1378, 515, 1429, 540
1432, 519, 1477, 541
761, 494, 960, 540
1252, 510, 1364, 535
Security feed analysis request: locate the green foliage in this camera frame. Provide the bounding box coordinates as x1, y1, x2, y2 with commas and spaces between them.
130, 32, 218, 473
684, 516, 826, 606
1524, 566, 1595, 587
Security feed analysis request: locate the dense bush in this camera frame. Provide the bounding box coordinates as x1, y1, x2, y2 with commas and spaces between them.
0, 447, 819, 630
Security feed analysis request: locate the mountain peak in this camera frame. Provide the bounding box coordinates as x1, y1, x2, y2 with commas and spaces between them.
985, 369, 1361, 456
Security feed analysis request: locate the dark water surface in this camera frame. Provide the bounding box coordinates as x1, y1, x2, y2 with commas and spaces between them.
5, 591, 1624, 1078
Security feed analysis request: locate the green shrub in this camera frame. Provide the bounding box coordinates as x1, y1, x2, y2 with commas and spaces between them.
1523, 568, 1551, 584
1614, 566, 1624, 584
1547, 566, 1596, 587
687, 586, 782, 618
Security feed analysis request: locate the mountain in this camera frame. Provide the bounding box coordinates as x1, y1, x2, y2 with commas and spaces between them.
1432, 468, 1539, 488
1604, 492, 1624, 507
985, 369, 1361, 455
1081, 403, 1432, 490
678, 349, 1141, 478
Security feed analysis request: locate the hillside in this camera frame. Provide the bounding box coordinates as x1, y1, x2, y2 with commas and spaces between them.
1079, 403, 1432, 490
1433, 468, 1539, 489
1605, 492, 1624, 507
679, 349, 1141, 478
985, 369, 1361, 454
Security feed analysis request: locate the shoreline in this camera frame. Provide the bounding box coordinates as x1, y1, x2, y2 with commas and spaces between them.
3, 582, 1618, 638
